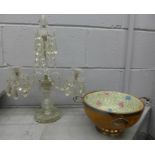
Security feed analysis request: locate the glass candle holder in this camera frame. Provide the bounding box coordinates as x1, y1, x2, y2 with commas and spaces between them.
6, 67, 32, 100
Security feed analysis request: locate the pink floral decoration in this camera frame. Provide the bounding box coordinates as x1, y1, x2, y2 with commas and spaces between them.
118, 102, 124, 108
96, 100, 102, 106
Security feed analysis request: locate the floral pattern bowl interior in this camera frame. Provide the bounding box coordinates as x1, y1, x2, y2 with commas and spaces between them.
84, 91, 144, 114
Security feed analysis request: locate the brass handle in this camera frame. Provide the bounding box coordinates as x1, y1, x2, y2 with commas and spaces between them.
139, 97, 151, 105
112, 118, 129, 128
73, 96, 83, 103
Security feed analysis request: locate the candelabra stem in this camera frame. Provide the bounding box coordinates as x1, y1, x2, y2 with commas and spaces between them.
34, 75, 61, 123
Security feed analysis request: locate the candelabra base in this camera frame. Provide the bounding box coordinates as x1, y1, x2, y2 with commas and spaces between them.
34, 106, 61, 123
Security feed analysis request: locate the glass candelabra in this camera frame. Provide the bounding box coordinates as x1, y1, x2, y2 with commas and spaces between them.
5, 15, 85, 123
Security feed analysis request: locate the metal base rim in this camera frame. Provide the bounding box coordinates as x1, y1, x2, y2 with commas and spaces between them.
95, 126, 123, 136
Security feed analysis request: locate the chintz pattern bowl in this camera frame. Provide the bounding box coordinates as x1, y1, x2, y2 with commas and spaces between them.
82, 91, 144, 135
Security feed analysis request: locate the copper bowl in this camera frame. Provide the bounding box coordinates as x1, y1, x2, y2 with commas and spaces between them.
75, 91, 145, 135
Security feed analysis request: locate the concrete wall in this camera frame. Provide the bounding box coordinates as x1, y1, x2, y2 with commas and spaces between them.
0, 14, 155, 136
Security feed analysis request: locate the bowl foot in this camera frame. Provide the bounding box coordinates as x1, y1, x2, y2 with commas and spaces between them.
95, 126, 123, 136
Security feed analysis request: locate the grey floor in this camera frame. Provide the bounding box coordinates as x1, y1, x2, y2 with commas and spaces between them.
0, 106, 151, 140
